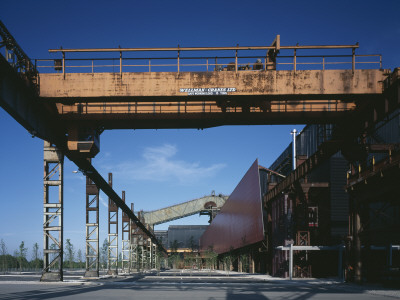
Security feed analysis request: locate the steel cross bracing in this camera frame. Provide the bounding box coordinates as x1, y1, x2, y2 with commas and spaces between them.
41, 141, 63, 282
129, 203, 138, 271
67, 157, 166, 255
84, 167, 100, 278
107, 173, 118, 275
0, 27, 161, 253
0, 23, 167, 281
265, 69, 400, 205
3, 21, 400, 281
142, 195, 228, 226
121, 191, 131, 273
0, 20, 38, 86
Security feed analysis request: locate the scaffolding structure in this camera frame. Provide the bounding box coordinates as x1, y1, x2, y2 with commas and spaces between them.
41, 141, 64, 281
85, 160, 100, 278
107, 173, 118, 275
121, 191, 130, 273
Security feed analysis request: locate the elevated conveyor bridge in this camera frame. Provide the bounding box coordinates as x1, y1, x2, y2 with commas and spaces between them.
142, 194, 228, 226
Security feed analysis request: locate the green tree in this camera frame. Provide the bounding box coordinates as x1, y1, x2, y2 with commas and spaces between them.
118, 252, 122, 268
65, 239, 75, 269
77, 249, 83, 269
170, 240, 179, 253
100, 239, 109, 269
188, 236, 196, 252
155, 248, 163, 276
184, 252, 197, 276
204, 247, 218, 276
222, 247, 236, 276
239, 253, 247, 273
31, 242, 41, 270
168, 253, 181, 272
0, 239, 8, 272
17, 241, 28, 272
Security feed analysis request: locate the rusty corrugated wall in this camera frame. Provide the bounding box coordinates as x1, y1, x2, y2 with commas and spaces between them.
200, 159, 264, 254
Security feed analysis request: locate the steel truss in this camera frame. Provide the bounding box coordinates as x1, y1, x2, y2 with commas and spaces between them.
121, 191, 130, 273
130, 203, 140, 272
107, 173, 118, 275
152, 242, 157, 269
41, 141, 63, 281
85, 162, 100, 277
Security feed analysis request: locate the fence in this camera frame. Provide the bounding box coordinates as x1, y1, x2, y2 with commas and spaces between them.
35, 44, 382, 75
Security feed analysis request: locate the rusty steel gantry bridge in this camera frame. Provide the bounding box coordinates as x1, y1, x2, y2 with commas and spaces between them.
1, 19, 399, 282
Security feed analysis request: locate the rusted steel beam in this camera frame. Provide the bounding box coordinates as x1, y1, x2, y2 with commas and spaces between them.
0, 55, 63, 142
265, 140, 343, 204
347, 147, 400, 190
39, 70, 384, 99
67, 155, 167, 253
142, 195, 227, 226
48, 44, 359, 53
367, 144, 399, 153
265, 73, 400, 205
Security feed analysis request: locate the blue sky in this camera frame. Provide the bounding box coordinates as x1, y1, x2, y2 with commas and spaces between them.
1, 0, 399, 256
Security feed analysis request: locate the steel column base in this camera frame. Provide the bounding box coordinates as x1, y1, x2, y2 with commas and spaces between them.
84, 270, 99, 278
40, 272, 62, 282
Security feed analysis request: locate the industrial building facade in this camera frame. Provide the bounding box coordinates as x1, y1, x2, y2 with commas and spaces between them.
156, 225, 208, 252
199, 117, 400, 281
267, 124, 349, 277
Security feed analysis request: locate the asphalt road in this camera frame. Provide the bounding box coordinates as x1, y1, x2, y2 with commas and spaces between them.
0, 270, 398, 300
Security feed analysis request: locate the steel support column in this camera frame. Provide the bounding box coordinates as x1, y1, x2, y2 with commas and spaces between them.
121, 191, 130, 273
130, 203, 138, 272
107, 173, 118, 275
153, 244, 158, 270
142, 238, 147, 270
41, 141, 63, 282
85, 161, 99, 278
139, 236, 144, 271
148, 237, 153, 269
152, 242, 156, 269
354, 198, 362, 283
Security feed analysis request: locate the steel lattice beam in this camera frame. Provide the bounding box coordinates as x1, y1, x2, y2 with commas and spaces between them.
107, 173, 118, 275
142, 195, 228, 226
41, 141, 63, 282
121, 191, 130, 273
84, 164, 100, 278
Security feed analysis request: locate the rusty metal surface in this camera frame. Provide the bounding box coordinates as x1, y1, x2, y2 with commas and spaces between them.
39, 70, 385, 99
143, 195, 228, 226
200, 159, 264, 254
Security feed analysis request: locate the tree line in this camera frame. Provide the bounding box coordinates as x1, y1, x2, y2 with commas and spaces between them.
0, 238, 133, 272
0, 238, 86, 272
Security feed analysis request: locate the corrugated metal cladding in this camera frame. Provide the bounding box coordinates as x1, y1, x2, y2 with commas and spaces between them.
269, 124, 349, 240
269, 124, 334, 175
329, 156, 349, 238
154, 230, 168, 249
167, 225, 208, 249
200, 159, 264, 254
366, 108, 400, 165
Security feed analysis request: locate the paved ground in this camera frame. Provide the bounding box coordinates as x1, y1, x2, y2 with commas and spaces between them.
0, 270, 398, 299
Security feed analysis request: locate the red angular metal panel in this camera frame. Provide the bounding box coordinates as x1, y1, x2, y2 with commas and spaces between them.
200, 159, 264, 254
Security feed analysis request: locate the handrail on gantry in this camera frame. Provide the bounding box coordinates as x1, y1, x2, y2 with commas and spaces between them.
48, 44, 360, 53
44, 37, 368, 75
0, 20, 38, 89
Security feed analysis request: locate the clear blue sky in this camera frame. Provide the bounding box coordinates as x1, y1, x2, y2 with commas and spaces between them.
1, 0, 399, 256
